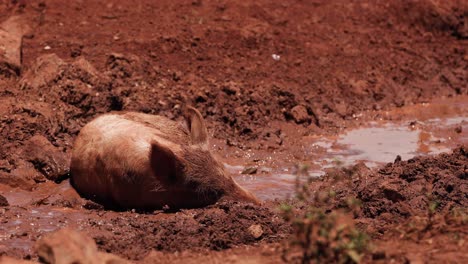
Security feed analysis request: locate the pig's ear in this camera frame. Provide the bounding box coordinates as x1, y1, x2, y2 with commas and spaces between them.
150, 141, 182, 184
184, 106, 208, 147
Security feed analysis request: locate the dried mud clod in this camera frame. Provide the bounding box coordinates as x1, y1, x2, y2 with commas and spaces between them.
23, 135, 69, 182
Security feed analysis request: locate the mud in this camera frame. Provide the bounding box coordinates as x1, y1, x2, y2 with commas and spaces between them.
309, 147, 468, 263
0, 200, 288, 261
224, 96, 467, 200
309, 147, 467, 223
0, 0, 467, 263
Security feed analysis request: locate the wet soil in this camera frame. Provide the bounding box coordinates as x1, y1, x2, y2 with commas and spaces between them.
307, 146, 468, 263
0, 0, 467, 263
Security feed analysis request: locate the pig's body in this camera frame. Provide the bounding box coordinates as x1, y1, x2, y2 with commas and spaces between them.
70, 109, 259, 210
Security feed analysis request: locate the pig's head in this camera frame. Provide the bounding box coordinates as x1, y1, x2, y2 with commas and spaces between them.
149, 106, 260, 207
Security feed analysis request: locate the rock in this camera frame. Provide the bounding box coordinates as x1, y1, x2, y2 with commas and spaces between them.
20, 54, 65, 89
35, 228, 128, 264
0, 194, 8, 206
0, 16, 31, 76
23, 135, 70, 181
248, 224, 263, 239
290, 105, 311, 124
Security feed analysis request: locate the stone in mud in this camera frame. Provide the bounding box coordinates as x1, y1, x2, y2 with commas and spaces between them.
248, 224, 264, 239
20, 54, 65, 89
23, 135, 69, 182
0, 194, 8, 206
36, 228, 128, 264
290, 105, 311, 124
0, 16, 31, 76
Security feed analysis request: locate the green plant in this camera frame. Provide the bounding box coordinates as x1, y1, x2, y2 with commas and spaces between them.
280, 164, 369, 263
419, 192, 440, 237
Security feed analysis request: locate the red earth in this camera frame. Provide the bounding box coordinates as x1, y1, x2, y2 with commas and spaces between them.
0, 0, 467, 263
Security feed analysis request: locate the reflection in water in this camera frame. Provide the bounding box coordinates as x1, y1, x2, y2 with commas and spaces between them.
329, 116, 466, 167
229, 163, 323, 200
337, 125, 420, 165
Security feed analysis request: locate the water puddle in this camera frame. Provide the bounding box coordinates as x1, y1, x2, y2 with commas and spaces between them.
313, 116, 467, 169
228, 97, 467, 200
0, 206, 87, 255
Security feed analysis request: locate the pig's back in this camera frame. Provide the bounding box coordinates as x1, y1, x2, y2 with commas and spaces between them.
70, 112, 189, 207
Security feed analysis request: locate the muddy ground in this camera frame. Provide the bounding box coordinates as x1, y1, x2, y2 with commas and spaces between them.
0, 0, 467, 263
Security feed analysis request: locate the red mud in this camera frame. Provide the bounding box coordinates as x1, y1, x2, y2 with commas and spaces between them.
0, 0, 467, 263
308, 147, 468, 263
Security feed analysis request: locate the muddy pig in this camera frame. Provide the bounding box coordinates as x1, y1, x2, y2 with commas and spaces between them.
70, 107, 259, 210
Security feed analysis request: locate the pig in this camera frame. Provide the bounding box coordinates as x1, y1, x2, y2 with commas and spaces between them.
70, 106, 259, 210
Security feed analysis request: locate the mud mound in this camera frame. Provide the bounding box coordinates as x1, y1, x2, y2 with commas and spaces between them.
86, 202, 288, 260
360, 147, 467, 218
312, 146, 467, 226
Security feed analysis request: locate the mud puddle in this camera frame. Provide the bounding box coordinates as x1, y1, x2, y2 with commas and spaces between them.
226, 97, 467, 200
311, 116, 466, 169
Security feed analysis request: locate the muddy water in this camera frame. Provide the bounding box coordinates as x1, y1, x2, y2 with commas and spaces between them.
0, 206, 86, 256
313, 116, 467, 168
228, 97, 467, 200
